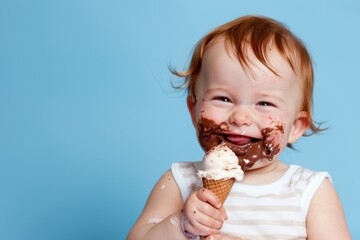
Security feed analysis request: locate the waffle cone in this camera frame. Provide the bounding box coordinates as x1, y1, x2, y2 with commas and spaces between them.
202, 177, 235, 203
199, 177, 235, 240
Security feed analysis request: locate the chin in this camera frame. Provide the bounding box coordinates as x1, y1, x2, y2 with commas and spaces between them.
245, 159, 275, 171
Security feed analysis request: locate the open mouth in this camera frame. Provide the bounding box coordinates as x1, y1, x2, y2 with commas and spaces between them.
224, 134, 260, 147
197, 117, 282, 169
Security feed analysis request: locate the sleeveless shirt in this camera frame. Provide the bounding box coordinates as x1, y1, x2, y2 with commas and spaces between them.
171, 162, 330, 240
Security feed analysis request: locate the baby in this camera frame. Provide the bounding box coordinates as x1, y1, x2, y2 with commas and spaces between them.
127, 15, 351, 240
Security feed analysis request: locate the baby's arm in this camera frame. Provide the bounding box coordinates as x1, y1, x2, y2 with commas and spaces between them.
126, 170, 186, 240
127, 170, 226, 240
306, 178, 352, 239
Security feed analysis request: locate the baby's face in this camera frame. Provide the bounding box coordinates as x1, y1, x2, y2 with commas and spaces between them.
188, 39, 308, 167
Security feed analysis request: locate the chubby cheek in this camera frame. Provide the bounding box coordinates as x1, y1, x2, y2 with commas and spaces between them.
196, 104, 225, 124
274, 123, 293, 157
264, 116, 288, 149
281, 125, 293, 147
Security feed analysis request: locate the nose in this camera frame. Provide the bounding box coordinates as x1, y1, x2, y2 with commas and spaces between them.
228, 106, 253, 127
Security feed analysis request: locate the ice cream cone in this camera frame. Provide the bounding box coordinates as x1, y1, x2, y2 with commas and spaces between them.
200, 177, 235, 240
197, 143, 242, 240
202, 177, 235, 203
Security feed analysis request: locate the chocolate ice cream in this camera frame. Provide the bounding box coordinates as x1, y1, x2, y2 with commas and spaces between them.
197, 117, 284, 170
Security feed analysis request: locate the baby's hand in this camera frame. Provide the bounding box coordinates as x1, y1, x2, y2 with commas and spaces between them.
182, 188, 228, 238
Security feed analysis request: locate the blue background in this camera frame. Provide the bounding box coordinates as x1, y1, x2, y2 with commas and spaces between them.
1, 1, 359, 239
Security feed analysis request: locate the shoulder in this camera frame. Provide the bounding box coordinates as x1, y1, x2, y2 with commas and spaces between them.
289, 165, 325, 184
127, 169, 184, 238
306, 178, 351, 239
136, 168, 185, 219
284, 165, 331, 213
171, 161, 203, 203
288, 165, 330, 196
287, 166, 351, 238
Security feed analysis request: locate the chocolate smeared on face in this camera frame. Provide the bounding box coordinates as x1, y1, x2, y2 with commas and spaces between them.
197, 117, 284, 170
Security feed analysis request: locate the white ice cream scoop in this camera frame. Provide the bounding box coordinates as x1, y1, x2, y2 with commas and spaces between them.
198, 142, 244, 181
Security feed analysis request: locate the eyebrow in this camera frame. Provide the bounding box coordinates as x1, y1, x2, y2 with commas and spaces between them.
204, 88, 228, 95
258, 92, 285, 104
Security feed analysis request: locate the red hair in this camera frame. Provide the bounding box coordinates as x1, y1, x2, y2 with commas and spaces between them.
171, 15, 324, 135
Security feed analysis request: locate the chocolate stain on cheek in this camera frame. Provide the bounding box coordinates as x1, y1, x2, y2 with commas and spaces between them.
197, 117, 284, 169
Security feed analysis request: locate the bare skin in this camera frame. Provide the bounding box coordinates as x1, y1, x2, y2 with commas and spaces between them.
127, 39, 351, 240
127, 170, 227, 240
306, 179, 351, 239
128, 159, 351, 239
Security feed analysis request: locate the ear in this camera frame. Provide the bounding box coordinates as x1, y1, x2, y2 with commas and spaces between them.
187, 95, 197, 127
288, 111, 309, 144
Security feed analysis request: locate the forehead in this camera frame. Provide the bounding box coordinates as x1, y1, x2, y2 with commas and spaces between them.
195, 41, 304, 114
201, 39, 300, 84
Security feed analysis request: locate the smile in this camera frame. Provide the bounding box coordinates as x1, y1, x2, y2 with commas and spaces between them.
224, 134, 260, 146
197, 117, 281, 169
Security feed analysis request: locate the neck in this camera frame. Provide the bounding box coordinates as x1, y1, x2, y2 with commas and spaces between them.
241, 160, 288, 185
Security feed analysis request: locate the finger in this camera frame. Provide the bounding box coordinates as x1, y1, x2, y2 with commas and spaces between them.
183, 211, 220, 236
197, 188, 222, 209
185, 204, 223, 230
219, 206, 228, 220
197, 189, 227, 221
195, 208, 224, 230
196, 201, 225, 223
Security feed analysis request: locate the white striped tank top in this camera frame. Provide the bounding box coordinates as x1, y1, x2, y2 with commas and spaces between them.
171, 162, 330, 240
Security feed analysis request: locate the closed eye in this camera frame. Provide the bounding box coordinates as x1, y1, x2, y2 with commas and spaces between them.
257, 101, 275, 107
214, 96, 232, 103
